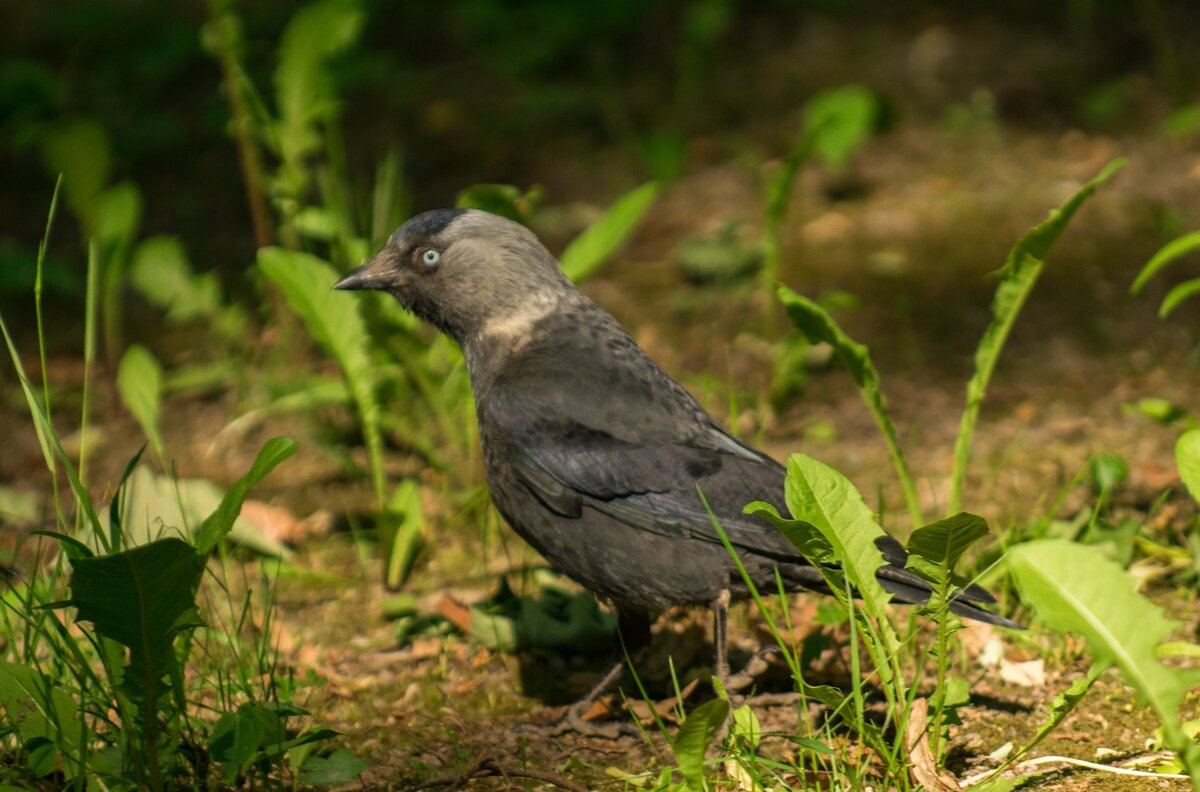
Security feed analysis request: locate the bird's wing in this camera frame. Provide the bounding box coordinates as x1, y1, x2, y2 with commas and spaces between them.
485, 333, 1013, 624
485, 333, 794, 554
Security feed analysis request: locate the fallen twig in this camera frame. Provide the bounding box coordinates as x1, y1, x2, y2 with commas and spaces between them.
404, 758, 589, 792
960, 751, 1188, 787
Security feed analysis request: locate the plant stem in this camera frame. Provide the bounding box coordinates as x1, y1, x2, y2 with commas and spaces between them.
206, 0, 274, 249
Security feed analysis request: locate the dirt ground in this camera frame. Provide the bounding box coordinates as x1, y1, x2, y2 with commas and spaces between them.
6, 10, 1200, 791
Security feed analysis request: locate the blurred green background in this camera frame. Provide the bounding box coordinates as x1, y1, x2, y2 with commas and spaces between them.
3, 0, 1198, 323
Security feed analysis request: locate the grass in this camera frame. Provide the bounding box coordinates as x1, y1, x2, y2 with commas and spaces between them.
0, 190, 360, 790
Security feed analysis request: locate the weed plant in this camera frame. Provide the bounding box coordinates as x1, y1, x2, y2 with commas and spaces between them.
0, 188, 361, 790
639, 160, 1200, 791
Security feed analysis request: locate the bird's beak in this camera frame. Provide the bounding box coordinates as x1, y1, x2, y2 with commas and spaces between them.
332, 252, 391, 291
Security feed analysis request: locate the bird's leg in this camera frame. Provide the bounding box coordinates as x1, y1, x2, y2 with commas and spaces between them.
711, 589, 731, 679
526, 608, 651, 739
711, 589, 776, 697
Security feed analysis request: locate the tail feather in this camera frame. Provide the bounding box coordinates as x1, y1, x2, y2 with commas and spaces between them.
773, 548, 1022, 629
877, 573, 1022, 629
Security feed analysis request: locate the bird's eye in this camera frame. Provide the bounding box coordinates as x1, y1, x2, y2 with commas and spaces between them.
419, 248, 441, 268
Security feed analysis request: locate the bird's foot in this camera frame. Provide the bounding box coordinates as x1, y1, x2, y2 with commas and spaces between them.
515, 702, 639, 740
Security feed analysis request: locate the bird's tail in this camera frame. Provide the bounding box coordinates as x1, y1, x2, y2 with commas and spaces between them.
778, 536, 1021, 629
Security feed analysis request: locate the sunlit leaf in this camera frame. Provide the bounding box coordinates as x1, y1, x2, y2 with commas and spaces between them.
194, 436, 298, 555
803, 84, 878, 169
779, 287, 921, 526
130, 236, 226, 325
116, 344, 164, 457
904, 512, 988, 585
950, 159, 1124, 513
1009, 539, 1200, 772
260, 247, 384, 503
1176, 429, 1200, 505
37, 117, 110, 233
94, 182, 142, 247
560, 181, 658, 282
672, 697, 728, 791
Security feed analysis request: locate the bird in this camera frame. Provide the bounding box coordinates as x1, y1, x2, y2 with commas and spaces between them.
333, 208, 1016, 736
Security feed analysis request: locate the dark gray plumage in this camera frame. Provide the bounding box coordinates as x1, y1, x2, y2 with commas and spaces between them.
334, 208, 1014, 732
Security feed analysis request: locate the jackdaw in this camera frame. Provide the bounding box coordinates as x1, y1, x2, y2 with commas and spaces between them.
334, 208, 1015, 735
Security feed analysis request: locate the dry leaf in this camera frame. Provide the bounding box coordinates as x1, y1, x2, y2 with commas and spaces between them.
905, 698, 961, 791
435, 594, 473, 634
999, 658, 1046, 687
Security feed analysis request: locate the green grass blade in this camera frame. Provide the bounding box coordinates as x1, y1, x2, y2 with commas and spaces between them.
79, 240, 99, 491
258, 247, 385, 504
1009, 538, 1200, 787
194, 437, 298, 555
1159, 277, 1200, 317
559, 181, 659, 282
949, 159, 1125, 514
1131, 229, 1200, 294
778, 286, 923, 527
0, 315, 103, 539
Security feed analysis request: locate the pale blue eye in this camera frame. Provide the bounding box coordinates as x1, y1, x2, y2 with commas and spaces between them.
421, 248, 441, 267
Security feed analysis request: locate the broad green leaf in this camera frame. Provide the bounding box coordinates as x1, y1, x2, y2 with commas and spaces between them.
194, 436, 298, 554
116, 344, 164, 457
904, 512, 989, 585
950, 160, 1124, 513
560, 181, 659, 282
971, 779, 1019, 792
728, 703, 761, 750
1128, 397, 1190, 426
38, 117, 110, 233
803, 84, 878, 170
210, 708, 267, 779
260, 247, 384, 502
672, 697, 728, 791
1176, 430, 1200, 505
744, 499, 834, 565
293, 206, 340, 240
1009, 539, 1200, 773
0, 662, 81, 776
102, 465, 292, 558
779, 287, 921, 526
274, 0, 363, 177
1160, 277, 1200, 317
70, 538, 206, 691
1131, 230, 1200, 294
780, 454, 906, 700
94, 181, 142, 246
455, 183, 540, 224
782, 454, 892, 612
130, 236, 224, 324
298, 748, 367, 785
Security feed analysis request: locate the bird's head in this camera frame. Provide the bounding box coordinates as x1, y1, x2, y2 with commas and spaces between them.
333, 209, 573, 343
